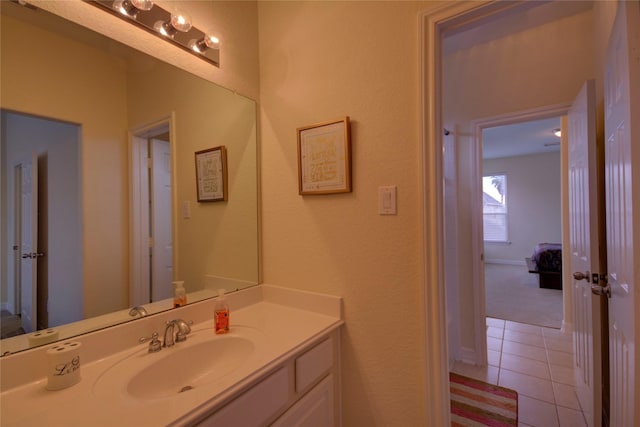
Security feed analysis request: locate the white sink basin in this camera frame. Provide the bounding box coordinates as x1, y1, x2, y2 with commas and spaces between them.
93, 326, 266, 402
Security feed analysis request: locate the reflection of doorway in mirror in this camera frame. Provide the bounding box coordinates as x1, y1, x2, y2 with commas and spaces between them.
150, 138, 173, 301
130, 119, 174, 306
1, 110, 83, 338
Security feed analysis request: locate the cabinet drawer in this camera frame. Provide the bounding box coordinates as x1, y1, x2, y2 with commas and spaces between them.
295, 338, 333, 392
197, 367, 289, 427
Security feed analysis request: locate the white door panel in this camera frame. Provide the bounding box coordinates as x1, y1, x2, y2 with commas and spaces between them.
151, 138, 172, 301
19, 153, 38, 333
568, 79, 601, 427
604, 2, 639, 425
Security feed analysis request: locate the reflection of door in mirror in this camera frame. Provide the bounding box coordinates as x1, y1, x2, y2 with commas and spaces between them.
1, 110, 83, 338
18, 153, 37, 334
130, 121, 173, 306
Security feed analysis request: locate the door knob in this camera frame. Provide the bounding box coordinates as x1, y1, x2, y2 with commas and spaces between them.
573, 271, 590, 282
21, 252, 45, 259
591, 284, 611, 298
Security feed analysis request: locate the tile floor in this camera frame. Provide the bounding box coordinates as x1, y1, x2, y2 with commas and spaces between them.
450, 318, 587, 427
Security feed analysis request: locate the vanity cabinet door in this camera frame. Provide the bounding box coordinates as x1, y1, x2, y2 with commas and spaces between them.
195, 367, 289, 427
271, 374, 334, 427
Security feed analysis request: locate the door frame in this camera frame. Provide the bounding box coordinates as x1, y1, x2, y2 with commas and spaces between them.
129, 114, 177, 306
419, 1, 573, 423
470, 104, 573, 356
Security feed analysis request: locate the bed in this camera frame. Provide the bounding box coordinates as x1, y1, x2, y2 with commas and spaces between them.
526, 243, 562, 290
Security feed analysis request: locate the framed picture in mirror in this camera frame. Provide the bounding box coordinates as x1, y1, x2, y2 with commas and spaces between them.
195, 146, 228, 202
297, 117, 352, 195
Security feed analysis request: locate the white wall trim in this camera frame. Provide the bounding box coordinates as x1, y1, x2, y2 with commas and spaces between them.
420, 2, 496, 424
470, 104, 571, 359
128, 115, 175, 307
458, 346, 480, 366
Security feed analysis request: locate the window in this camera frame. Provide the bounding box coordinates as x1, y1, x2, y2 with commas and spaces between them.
482, 174, 507, 242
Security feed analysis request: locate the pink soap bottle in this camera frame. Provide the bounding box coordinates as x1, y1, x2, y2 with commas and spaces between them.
215, 289, 230, 334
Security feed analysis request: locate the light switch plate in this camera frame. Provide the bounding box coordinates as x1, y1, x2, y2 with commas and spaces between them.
378, 186, 397, 215
182, 201, 191, 219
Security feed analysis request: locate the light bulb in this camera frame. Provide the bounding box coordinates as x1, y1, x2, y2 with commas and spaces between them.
130, 0, 153, 11
553, 128, 561, 138
170, 10, 192, 32
113, 0, 153, 17
189, 34, 220, 53
204, 34, 220, 49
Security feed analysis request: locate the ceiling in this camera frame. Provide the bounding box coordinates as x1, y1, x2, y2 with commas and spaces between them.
443, 1, 593, 55
482, 117, 561, 160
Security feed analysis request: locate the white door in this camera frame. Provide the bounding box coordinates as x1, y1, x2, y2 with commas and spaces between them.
19, 154, 38, 333
150, 138, 173, 301
130, 135, 151, 306
568, 80, 601, 427
604, 2, 639, 425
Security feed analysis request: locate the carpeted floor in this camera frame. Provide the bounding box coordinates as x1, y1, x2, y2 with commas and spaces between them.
484, 263, 563, 329
450, 371, 518, 426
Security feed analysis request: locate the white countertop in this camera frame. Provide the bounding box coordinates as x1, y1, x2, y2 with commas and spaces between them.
0, 285, 343, 427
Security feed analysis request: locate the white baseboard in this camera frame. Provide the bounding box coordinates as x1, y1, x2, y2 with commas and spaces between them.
485, 259, 526, 266
458, 346, 480, 365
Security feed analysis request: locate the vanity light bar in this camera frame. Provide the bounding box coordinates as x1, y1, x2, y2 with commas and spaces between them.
86, 0, 220, 67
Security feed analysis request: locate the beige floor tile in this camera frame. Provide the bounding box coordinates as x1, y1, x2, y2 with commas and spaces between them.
506, 321, 544, 336
504, 329, 546, 347
488, 349, 501, 367
487, 336, 503, 352
547, 349, 574, 368
517, 395, 560, 427
549, 364, 576, 386
552, 382, 581, 410
501, 353, 550, 380
542, 326, 571, 339
545, 336, 573, 353
502, 340, 549, 362
499, 369, 555, 403
557, 406, 587, 427
451, 361, 499, 385
488, 326, 504, 339
487, 317, 506, 328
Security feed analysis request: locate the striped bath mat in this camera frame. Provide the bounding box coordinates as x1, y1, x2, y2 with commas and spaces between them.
450, 372, 518, 426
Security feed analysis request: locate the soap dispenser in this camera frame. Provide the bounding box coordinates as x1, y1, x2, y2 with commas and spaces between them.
214, 288, 230, 334
173, 281, 187, 308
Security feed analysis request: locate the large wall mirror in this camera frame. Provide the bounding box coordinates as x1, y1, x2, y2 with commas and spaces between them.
0, 1, 259, 355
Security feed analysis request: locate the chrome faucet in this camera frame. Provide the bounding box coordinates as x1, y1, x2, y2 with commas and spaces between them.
129, 306, 148, 317
163, 319, 192, 347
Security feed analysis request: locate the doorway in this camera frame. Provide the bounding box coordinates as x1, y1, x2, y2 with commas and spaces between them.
1, 110, 83, 336
129, 118, 175, 307
481, 117, 564, 330
419, 1, 599, 424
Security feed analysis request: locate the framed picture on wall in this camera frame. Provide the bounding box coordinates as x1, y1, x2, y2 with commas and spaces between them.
297, 116, 352, 195
195, 146, 228, 202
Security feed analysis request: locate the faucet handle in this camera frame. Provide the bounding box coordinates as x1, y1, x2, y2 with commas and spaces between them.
129, 305, 148, 317
174, 319, 192, 342
139, 332, 162, 353
147, 332, 161, 353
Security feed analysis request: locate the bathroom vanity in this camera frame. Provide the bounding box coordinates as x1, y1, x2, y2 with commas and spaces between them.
0, 285, 343, 426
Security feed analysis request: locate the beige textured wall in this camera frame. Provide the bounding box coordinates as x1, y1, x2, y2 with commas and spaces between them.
257, 2, 439, 425
483, 152, 563, 263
